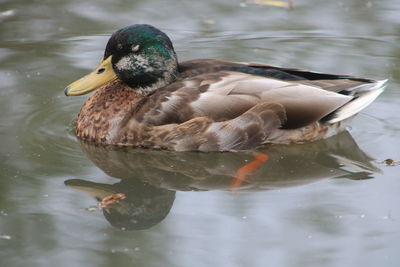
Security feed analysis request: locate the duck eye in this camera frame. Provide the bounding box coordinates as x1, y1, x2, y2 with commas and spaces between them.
97, 67, 106, 74
132, 44, 140, 52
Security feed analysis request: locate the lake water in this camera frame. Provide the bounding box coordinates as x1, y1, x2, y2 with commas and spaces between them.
1, 0, 400, 266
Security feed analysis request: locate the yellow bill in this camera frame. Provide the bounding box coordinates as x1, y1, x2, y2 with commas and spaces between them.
64, 56, 117, 96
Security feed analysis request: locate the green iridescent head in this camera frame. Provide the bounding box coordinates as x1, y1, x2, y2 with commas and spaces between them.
105, 24, 179, 90
65, 24, 179, 96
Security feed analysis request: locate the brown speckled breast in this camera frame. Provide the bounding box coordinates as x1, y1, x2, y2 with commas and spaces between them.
75, 80, 143, 144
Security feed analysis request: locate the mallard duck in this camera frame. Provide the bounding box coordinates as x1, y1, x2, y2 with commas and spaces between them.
65, 24, 387, 152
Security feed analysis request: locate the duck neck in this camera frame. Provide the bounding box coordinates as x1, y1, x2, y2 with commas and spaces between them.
135, 67, 179, 95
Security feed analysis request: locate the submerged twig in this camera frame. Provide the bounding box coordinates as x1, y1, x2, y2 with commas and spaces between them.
231, 153, 269, 192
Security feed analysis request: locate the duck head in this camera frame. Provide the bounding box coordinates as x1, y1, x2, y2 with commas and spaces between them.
65, 24, 179, 96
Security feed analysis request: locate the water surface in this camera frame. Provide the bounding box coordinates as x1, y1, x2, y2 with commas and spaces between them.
1, 0, 400, 266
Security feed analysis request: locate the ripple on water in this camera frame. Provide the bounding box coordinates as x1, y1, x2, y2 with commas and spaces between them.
19, 96, 84, 167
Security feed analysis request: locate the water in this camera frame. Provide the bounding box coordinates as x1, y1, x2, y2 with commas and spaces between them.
1, 0, 400, 266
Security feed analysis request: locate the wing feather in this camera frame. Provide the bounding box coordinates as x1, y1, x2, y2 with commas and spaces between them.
150, 102, 287, 151
136, 61, 377, 131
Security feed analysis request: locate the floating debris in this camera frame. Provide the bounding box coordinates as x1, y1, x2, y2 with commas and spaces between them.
247, 0, 293, 8
0, 10, 16, 22
98, 193, 126, 209
383, 158, 400, 166
86, 206, 99, 212
203, 19, 216, 25
0, 234, 12, 240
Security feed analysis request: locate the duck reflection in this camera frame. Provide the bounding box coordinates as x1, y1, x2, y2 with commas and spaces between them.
65, 131, 379, 230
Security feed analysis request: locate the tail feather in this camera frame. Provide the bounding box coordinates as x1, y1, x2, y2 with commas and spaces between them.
327, 79, 387, 124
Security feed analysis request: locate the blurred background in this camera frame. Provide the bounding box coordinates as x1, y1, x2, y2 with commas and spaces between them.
1, 0, 400, 266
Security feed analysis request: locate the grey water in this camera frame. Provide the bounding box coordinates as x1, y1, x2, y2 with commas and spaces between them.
1, 0, 400, 266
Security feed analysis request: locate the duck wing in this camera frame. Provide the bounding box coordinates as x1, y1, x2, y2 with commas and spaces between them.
136, 58, 375, 129
145, 102, 286, 151
114, 60, 385, 150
